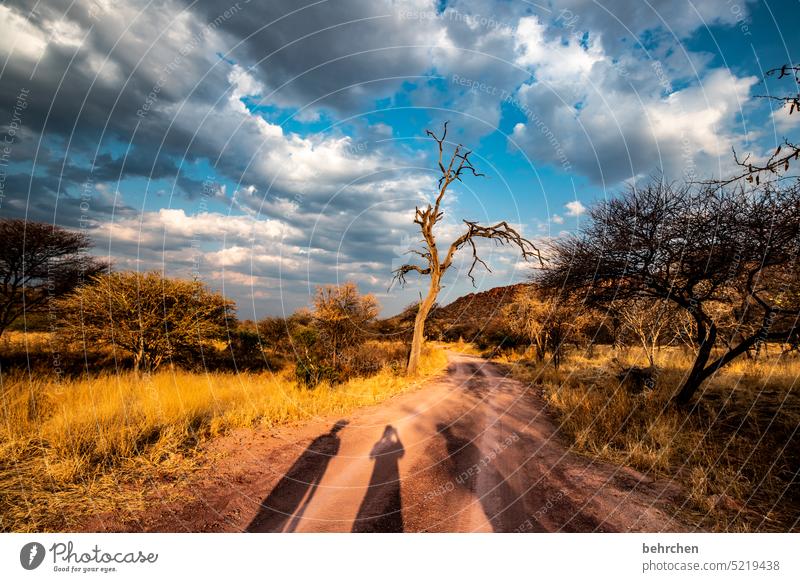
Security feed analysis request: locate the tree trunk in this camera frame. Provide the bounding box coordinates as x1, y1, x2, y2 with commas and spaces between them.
134, 343, 144, 375
550, 328, 563, 369
675, 311, 768, 405
407, 275, 440, 376
674, 319, 716, 405
534, 339, 545, 362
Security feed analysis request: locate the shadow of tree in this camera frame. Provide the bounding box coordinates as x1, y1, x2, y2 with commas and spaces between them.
436, 422, 537, 532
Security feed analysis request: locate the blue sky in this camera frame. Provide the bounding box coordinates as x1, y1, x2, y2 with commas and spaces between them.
0, 0, 798, 318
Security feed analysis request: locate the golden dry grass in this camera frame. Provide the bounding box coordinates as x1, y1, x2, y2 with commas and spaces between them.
499, 345, 800, 531
437, 338, 483, 356
0, 342, 447, 532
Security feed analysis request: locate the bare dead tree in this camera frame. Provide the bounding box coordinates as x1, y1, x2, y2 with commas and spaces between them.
614, 298, 677, 366
392, 122, 542, 375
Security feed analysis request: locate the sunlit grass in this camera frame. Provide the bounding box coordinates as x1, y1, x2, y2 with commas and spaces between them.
438, 338, 482, 356
0, 343, 448, 532
500, 345, 800, 531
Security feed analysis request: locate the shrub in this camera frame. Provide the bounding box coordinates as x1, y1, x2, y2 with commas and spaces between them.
57, 271, 235, 373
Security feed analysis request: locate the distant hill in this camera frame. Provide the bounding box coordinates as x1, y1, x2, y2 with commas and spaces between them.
380, 283, 530, 346
431, 282, 529, 332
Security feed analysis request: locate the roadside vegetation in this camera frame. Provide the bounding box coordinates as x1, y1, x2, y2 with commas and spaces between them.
0, 262, 447, 532
458, 179, 800, 532
0, 342, 446, 532
495, 346, 799, 532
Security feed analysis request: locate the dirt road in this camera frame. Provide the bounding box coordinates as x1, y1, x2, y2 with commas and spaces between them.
93, 353, 686, 532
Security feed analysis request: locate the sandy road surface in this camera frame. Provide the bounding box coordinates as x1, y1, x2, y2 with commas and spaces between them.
88, 353, 685, 532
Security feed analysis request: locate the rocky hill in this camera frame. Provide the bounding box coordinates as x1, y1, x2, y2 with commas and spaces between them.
431, 283, 529, 331
381, 283, 530, 346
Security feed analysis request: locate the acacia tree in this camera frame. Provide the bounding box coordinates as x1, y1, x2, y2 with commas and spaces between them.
313, 282, 379, 368
0, 219, 104, 338
392, 123, 541, 374
58, 271, 234, 373
539, 179, 800, 405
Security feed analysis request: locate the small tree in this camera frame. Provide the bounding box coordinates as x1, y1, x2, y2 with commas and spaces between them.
0, 219, 105, 338
614, 298, 677, 366
392, 123, 541, 374
503, 287, 589, 368
58, 271, 234, 373
313, 282, 378, 368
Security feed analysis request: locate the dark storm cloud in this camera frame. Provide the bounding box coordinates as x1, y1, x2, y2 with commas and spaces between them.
185, 0, 440, 115
0, 0, 237, 198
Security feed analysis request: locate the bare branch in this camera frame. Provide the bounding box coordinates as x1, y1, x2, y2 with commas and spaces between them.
426, 120, 449, 178
703, 141, 800, 189
704, 63, 800, 188
465, 237, 491, 285
453, 150, 485, 181
442, 220, 543, 286
763, 64, 800, 112
390, 263, 431, 289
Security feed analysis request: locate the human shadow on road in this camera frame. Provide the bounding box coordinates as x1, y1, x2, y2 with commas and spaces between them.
247, 420, 348, 532
352, 425, 405, 532
436, 422, 539, 532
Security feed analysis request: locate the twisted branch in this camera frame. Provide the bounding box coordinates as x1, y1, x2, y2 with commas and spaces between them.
391, 263, 431, 287
443, 220, 543, 286
761, 64, 800, 111
703, 142, 800, 189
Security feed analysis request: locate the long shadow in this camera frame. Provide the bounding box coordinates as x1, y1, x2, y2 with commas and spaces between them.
437, 422, 539, 532
352, 425, 405, 532
247, 420, 348, 532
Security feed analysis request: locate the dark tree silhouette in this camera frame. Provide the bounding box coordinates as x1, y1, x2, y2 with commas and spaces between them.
392, 122, 541, 375
0, 219, 104, 338
538, 179, 800, 404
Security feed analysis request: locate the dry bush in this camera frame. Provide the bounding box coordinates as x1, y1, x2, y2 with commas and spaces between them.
57, 271, 234, 373
257, 283, 385, 386
0, 345, 448, 532
444, 338, 484, 356
338, 340, 408, 377
502, 346, 800, 531
503, 288, 596, 367
313, 282, 378, 364
0, 331, 51, 358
